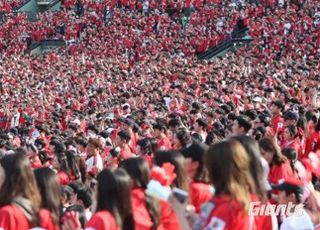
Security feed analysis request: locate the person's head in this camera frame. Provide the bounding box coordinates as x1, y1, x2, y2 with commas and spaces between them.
284, 110, 299, 126
181, 142, 209, 183
281, 148, 297, 162
271, 100, 284, 116
76, 186, 92, 209
232, 116, 252, 135
0, 153, 41, 225
272, 179, 304, 205
152, 123, 166, 139
254, 113, 271, 128
68, 181, 84, 204
76, 137, 88, 152
137, 138, 153, 156
50, 139, 66, 155
119, 157, 160, 230
154, 150, 189, 191
119, 157, 150, 189
61, 185, 74, 207
194, 118, 207, 133
284, 125, 298, 141
205, 140, 256, 212
205, 131, 216, 145
95, 168, 134, 230
116, 130, 131, 146
172, 128, 192, 149
168, 118, 181, 132
53, 149, 71, 174
65, 150, 81, 180
87, 138, 103, 156
259, 138, 286, 165
34, 167, 62, 225
231, 135, 267, 200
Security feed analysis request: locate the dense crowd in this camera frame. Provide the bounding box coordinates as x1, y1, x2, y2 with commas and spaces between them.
0, 0, 320, 229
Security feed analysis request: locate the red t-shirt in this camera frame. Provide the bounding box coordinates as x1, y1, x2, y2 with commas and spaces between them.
131, 188, 181, 230
0, 205, 56, 230
305, 131, 320, 156
157, 137, 172, 151
271, 115, 284, 133
189, 181, 212, 213
57, 171, 70, 186
86, 211, 119, 230
197, 195, 254, 230
268, 162, 295, 185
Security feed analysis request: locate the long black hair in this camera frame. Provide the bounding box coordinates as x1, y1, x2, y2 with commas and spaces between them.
120, 157, 160, 230
96, 168, 134, 230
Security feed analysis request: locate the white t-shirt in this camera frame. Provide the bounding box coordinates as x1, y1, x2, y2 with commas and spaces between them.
280, 209, 314, 230
86, 154, 103, 173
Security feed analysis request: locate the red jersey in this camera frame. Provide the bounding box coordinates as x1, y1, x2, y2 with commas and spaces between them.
157, 137, 172, 151
0, 205, 56, 230
194, 195, 255, 230
305, 131, 320, 156
86, 211, 119, 230
120, 148, 133, 160
189, 182, 213, 213
268, 162, 295, 185
271, 115, 284, 133
57, 171, 70, 186
131, 188, 181, 230
281, 138, 303, 160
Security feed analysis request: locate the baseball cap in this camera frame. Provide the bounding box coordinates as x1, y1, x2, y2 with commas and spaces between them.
271, 178, 305, 201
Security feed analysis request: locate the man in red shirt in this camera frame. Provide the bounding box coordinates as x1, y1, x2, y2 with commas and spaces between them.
153, 123, 172, 151
271, 100, 285, 134
115, 130, 134, 160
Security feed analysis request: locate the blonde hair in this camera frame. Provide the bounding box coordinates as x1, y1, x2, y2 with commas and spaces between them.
205, 139, 256, 212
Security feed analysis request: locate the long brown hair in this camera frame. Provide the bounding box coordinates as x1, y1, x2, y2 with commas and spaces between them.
259, 137, 287, 166
96, 168, 134, 230
34, 167, 62, 225
231, 135, 267, 201
205, 139, 256, 212
0, 152, 41, 226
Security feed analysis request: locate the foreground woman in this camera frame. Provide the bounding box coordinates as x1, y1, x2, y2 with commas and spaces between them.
0, 152, 57, 229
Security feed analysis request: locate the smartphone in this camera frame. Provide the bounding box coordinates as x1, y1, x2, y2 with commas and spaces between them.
172, 188, 188, 203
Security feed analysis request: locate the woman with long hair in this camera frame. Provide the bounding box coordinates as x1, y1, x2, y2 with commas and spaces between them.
34, 167, 62, 227
0, 152, 56, 229
154, 150, 189, 191
281, 125, 303, 159
231, 135, 278, 229
259, 137, 296, 185
172, 128, 192, 150
136, 138, 154, 168
192, 139, 257, 229
180, 142, 212, 213
120, 157, 181, 230
86, 168, 134, 230
231, 135, 268, 200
